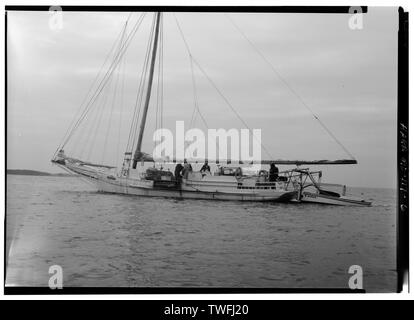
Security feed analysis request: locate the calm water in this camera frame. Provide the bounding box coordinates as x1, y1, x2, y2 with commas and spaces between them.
6, 175, 397, 292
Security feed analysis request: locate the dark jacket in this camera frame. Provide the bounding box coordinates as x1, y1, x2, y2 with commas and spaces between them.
269, 166, 279, 182
200, 163, 211, 172
174, 164, 184, 178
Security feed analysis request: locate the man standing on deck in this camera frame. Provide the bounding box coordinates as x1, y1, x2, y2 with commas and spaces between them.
269, 163, 279, 182
182, 159, 193, 179
174, 163, 184, 183
200, 160, 211, 176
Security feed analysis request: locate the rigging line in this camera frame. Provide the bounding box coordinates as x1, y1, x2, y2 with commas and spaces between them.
154, 15, 164, 150
64, 13, 146, 150
78, 57, 121, 159
192, 56, 273, 159
189, 107, 197, 128
160, 15, 165, 133
75, 17, 131, 160
62, 13, 147, 149
77, 90, 102, 158
131, 12, 162, 158
71, 101, 95, 158
155, 27, 160, 145
189, 105, 197, 128
125, 50, 150, 153
54, 15, 131, 158
172, 13, 212, 130
56, 13, 135, 156
190, 59, 209, 130
152, 16, 167, 164
130, 15, 156, 151
78, 99, 100, 158
102, 22, 128, 163
173, 14, 208, 130
116, 25, 128, 168
158, 15, 165, 146
189, 59, 209, 130
173, 14, 274, 160
174, 14, 251, 161
77, 65, 121, 158
126, 14, 156, 153
71, 14, 144, 134
160, 16, 164, 133
224, 14, 355, 160
64, 34, 141, 156
189, 55, 199, 128
172, 14, 192, 56
87, 75, 114, 161
79, 87, 105, 159
81, 16, 130, 160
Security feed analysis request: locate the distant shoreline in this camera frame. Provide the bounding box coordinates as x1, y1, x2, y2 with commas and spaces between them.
7, 169, 75, 177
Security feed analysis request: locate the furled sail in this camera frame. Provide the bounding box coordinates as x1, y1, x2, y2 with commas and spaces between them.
133, 152, 357, 165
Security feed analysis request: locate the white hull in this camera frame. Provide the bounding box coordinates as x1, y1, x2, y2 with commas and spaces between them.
97, 178, 295, 202
54, 161, 371, 206
61, 163, 296, 202
300, 191, 371, 207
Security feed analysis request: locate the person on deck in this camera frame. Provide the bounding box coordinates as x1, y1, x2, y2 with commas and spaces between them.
182, 159, 193, 179
200, 160, 211, 176
269, 163, 279, 182
174, 163, 184, 182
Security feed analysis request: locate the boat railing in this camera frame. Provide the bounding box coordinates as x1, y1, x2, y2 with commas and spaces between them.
276, 168, 347, 196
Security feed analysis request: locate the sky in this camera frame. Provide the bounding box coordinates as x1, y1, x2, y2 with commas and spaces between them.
7, 8, 399, 188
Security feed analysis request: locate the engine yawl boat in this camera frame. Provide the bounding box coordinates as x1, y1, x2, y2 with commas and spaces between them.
51, 12, 371, 206
284, 169, 371, 206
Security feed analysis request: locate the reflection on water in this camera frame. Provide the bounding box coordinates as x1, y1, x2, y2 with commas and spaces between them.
6, 175, 397, 292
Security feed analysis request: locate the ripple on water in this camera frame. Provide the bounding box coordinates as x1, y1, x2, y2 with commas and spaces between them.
5, 175, 397, 292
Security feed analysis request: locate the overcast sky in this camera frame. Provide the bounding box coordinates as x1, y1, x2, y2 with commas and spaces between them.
7, 8, 399, 188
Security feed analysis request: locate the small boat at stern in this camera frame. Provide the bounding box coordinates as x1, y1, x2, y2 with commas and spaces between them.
285, 169, 371, 206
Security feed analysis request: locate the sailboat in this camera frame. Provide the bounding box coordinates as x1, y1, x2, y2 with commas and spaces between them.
51, 12, 370, 206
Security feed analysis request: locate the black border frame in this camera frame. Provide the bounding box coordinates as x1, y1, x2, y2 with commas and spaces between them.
4, 5, 407, 295
397, 7, 409, 293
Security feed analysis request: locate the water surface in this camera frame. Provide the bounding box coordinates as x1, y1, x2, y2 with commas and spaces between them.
6, 175, 397, 292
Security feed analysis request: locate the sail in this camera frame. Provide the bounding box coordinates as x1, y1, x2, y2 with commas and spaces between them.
133, 152, 357, 165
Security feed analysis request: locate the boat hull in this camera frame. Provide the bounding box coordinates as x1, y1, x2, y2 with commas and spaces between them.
300, 191, 371, 207
60, 163, 297, 202
98, 178, 295, 201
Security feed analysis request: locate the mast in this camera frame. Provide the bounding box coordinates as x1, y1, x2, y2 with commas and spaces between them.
132, 12, 162, 169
